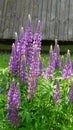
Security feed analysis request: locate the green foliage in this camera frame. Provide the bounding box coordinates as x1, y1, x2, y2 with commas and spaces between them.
0, 54, 73, 129
0, 53, 10, 69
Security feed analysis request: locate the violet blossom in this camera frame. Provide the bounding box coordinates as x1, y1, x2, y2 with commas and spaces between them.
45, 45, 55, 79
8, 80, 21, 127
9, 43, 19, 77
27, 44, 40, 99
53, 39, 60, 69
53, 79, 61, 104
9, 32, 20, 77
38, 58, 44, 76
33, 20, 42, 56
24, 14, 33, 65
62, 50, 72, 80
27, 61, 38, 99
68, 80, 73, 104
20, 55, 28, 84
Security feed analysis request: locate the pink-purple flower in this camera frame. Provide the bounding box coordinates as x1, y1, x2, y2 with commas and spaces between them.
68, 80, 73, 103
62, 50, 72, 80
7, 80, 21, 127
53, 79, 61, 104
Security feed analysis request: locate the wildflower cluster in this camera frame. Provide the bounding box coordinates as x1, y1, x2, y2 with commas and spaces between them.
7, 15, 73, 128
8, 80, 21, 127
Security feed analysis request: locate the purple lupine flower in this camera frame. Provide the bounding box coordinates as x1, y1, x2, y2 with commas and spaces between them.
62, 66, 72, 80
54, 39, 60, 55
61, 55, 64, 69
25, 14, 33, 43
33, 20, 42, 56
24, 14, 33, 65
8, 79, 15, 109
27, 61, 38, 99
32, 44, 40, 77
38, 58, 44, 76
62, 50, 72, 80
9, 43, 17, 77
8, 79, 15, 124
54, 39, 58, 53
49, 45, 53, 61
45, 65, 55, 79
8, 81, 21, 127
14, 32, 19, 46
66, 50, 71, 65
45, 45, 55, 79
54, 45, 60, 69
53, 39, 60, 69
27, 44, 40, 99
49, 45, 55, 68
27, 76, 38, 99
9, 39, 20, 77
19, 27, 24, 40
68, 80, 73, 103
21, 39, 26, 56
9, 31, 23, 77
20, 55, 28, 84
54, 79, 61, 104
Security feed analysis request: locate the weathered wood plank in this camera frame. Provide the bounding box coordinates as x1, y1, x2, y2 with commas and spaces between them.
54, 0, 61, 39
41, 0, 49, 39
1, 0, 8, 38
17, 0, 24, 36
3, 0, 16, 38
21, 0, 27, 30
31, 0, 39, 33
68, 0, 73, 40
59, 0, 66, 40
0, 0, 5, 37
46, 0, 53, 39
14, 0, 22, 37
19, 0, 26, 29
63, 0, 69, 40
23, 0, 29, 30
67, 0, 70, 40
3, 0, 11, 38
38, 0, 43, 21
49, 0, 56, 39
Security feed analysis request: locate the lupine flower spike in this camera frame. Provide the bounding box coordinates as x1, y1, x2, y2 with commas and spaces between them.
15, 32, 18, 46
54, 39, 60, 69
19, 27, 24, 40
33, 20, 42, 56
45, 45, 55, 79
62, 50, 72, 80
24, 14, 33, 65
61, 55, 64, 69
27, 62, 38, 99
9, 43, 17, 78
39, 56, 44, 77
20, 55, 28, 84
54, 79, 61, 104
68, 80, 73, 104
54, 39, 58, 53
8, 80, 21, 127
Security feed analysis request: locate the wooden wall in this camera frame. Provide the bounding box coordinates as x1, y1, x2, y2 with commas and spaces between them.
0, 0, 73, 40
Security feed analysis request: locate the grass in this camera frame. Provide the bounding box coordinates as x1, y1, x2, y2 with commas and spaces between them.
0, 53, 10, 69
